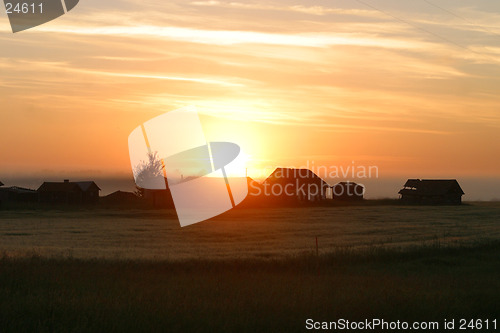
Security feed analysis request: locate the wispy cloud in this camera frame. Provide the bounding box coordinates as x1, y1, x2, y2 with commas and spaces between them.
190, 1, 384, 18
75, 69, 245, 87
35, 24, 431, 51
0, 58, 247, 87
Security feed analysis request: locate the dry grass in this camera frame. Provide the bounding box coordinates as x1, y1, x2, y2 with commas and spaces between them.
0, 241, 498, 332
0, 204, 499, 332
0, 202, 499, 260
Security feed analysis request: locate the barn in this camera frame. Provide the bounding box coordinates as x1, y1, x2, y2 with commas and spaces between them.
398, 179, 464, 205
263, 168, 329, 202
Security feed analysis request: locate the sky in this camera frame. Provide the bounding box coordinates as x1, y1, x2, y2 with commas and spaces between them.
1, 0, 500, 198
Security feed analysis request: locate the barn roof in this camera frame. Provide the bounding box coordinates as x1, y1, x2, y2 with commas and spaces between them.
75, 181, 101, 191
264, 168, 329, 187
404, 179, 420, 188
247, 177, 261, 186
399, 179, 464, 196
105, 190, 136, 199
102, 191, 138, 203
38, 181, 101, 193
247, 177, 262, 194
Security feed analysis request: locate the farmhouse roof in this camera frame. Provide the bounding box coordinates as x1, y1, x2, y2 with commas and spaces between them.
247, 177, 261, 186
399, 179, 464, 196
38, 181, 101, 193
105, 191, 137, 200
75, 181, 101, 191
264, 168, 329, 187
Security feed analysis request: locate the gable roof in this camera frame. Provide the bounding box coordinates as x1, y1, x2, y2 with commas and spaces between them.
247, 177, 262, 195
247, 177, 261, 186
399, 179, 464, 196
102, 190, 138, 202
105, 190, 136, 198
74, 181, 101, 191
264, 168, 329, 187
38, 181, 101, 193
0, 181, 3, 187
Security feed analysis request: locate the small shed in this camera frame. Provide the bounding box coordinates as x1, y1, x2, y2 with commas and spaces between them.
398, 179, 464, 205
101, 191, 139, 205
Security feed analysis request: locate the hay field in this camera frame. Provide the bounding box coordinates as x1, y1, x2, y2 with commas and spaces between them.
1, 202, 499, 260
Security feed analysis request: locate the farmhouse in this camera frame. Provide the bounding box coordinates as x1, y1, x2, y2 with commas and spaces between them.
331, 182, 364, 201
263, 168, 329, 202
37, 180, 101, 204
398, 179, 464, 205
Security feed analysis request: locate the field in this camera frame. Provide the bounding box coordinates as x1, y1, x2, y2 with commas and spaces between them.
0, 203, 499, 332
0, 202, 499, 260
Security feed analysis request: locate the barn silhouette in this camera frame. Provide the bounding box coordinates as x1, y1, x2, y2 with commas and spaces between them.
399, 179, 464, 205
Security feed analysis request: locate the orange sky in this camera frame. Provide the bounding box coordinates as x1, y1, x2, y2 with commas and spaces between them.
1, 0, 500, 183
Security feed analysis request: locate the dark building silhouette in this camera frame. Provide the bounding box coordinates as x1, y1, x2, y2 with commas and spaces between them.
0, 181, 3, 187
247, 177, 262, 197
331, 182, 364, 201
239, 177, 265, 207
101, 190, 139, 205
141, 188, 175, 208
398, 179, 464, 205
134, 177, 174, 208
37, 180, 101, 204
0, 186, 38, 203
263, 168, 329, 203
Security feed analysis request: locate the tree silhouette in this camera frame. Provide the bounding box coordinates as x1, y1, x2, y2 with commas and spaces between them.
133, 151, 167, 197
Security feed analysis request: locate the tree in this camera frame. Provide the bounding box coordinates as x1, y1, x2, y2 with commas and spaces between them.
133, 151, 167, 197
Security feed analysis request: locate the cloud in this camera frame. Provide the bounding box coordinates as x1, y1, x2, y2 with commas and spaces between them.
0, 57, 247, 87
32, 24, 432, 51
190, 1, 384, 18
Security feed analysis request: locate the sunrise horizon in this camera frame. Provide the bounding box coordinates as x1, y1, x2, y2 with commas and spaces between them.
1, 1, 500, 330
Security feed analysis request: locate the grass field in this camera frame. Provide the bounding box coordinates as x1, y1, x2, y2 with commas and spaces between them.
0, 202, 499, 260
0, 242, 499, 332
0, 203, 499, 332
